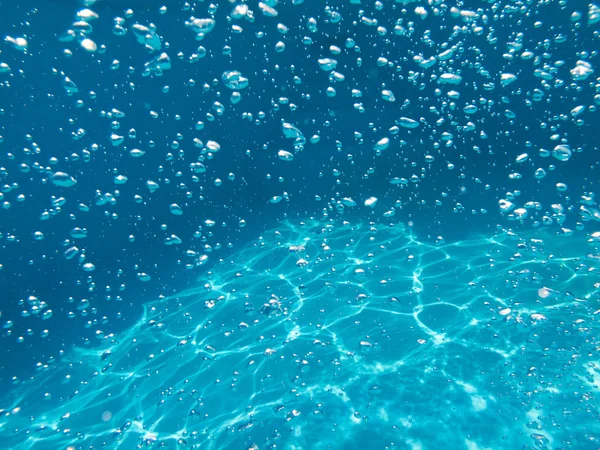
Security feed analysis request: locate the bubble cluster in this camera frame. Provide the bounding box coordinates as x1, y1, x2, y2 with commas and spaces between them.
1, 220, 599, 449
0, 0, 599, 447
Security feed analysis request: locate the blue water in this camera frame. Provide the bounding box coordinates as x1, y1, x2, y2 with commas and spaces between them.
0, 1, 599, 449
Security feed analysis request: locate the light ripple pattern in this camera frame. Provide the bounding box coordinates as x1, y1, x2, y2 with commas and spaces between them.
1, 220, 599, 450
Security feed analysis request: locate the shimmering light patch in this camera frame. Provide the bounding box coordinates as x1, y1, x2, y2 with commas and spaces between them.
1, 220, 598, 449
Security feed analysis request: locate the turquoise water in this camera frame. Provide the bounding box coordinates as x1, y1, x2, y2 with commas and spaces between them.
1, 0, 599, 449
2, 220, 599, 449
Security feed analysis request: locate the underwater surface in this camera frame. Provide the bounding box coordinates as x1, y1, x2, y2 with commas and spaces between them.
0, 0, 599, 449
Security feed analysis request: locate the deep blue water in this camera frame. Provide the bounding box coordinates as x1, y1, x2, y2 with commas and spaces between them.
0, 1, 599, 449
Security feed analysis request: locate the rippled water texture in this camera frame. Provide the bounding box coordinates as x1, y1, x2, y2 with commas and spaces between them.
2, 221, 599, 449
1, 0, 600, 449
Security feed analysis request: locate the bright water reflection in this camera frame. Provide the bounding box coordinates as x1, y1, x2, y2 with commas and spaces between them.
1, 219, 599, 449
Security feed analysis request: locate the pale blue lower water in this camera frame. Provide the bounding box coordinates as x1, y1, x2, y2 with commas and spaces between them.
2, 220, 598, 450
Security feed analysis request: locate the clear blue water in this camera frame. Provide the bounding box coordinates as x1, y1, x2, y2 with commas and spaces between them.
0, 1, 599, 449
3, 221, 600, 449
